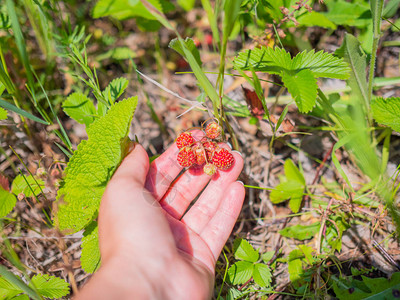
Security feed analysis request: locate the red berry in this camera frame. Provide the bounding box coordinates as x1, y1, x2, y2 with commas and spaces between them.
202, 140, 217, 161
177, 147, 195, 167
203, 163, 217, 176
212, 148, 234, 170
205, 122, 222, 139
176, 132, 195, 149
192, 144, 206, 165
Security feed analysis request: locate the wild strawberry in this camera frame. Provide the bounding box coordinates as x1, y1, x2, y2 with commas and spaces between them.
177, 146, 195, 167
192, 143, 206, 165
202, 140, 217, 161
176, 132, 195, 149
205, 121, 222, 139
212, 148, 234, 170
203, 163, 217, 176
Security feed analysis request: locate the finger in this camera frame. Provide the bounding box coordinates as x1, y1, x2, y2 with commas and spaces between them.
200, 181, 245, 261
145, 130, 205, 200
160, 166, 211, 219
182, 151, 243, 233
111, 144, 149, 186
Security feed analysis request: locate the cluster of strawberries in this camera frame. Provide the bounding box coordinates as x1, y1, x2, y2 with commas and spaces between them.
176, 121, 235, 176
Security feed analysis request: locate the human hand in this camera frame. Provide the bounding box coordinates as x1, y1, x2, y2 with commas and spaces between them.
76, 136, 245, 299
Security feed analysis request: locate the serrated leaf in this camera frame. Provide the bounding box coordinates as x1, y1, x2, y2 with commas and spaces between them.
55, 97, 138, 233
279, 222, 320, 241
102, 77, 129, 104
81, 221, 101, 273
371, 97, 400, 132
30, 274, 69, 299
234, 47, 350, 80
233, 238, 259, 262
253, 264, 272, 287
335, 33, 368, 107
281, 69, 318, 113
0, 107, 7, 120
169, 38, 202, 67
288, 249, 303, 284
228, 261, 254, 285
261, 251, 275, 263
0, 187, 17, 218
270, 180, 304, 204
11, 175, 44, 198
62, 93, 97, 127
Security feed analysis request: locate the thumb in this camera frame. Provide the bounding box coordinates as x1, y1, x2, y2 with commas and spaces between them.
111, 143, 150, 186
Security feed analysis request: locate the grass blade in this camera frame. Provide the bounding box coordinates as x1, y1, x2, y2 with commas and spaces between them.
0, 98, 48, 124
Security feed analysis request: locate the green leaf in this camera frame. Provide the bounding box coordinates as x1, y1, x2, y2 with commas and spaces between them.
288, 249, 303, 284
0, 265, 41, 300
169, 38, 202, 67
0, 276, 22, 299
81, 221, 101, 273
96, 47, 136, 61
323, 0, 371, 27
282, 69, 317, 113
30, 274, 69, 299
335, 33, 368, 109
233, 238, 259, 262
252, 264, 272, 287
261, 251, 275, 264
103, 77, 129, 104
371, 97, 400, 132
297, 11, 337, 29
234, 47, 350, 80
55, 97, 138, 233
0, 187, 17, 218
270, 159, 305, 212
0, 107, 7, 120
11, 175, 44, 198
92, 0, 173, 21
62, 93, 97, 127
228, 261, 254, 285
177, 0, 195, 11
333, 272, 400, 300
279, 222, 320, 241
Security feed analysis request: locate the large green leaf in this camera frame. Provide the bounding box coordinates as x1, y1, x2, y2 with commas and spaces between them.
234, 47, 350, 80
0, 187, 17, 218
55, 97, 138, 233
371, 97, 400, 133
323, 0, 371, 27
228, 261, 254, 285
81, 221, 101, 273
30, 274, 69, 299
281, 69, 318, 113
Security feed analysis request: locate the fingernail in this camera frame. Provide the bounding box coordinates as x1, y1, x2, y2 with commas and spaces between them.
128, 141, 137, 154
232, 150, 243, 157
226, 141, 233, 149
237, 181, 244, 186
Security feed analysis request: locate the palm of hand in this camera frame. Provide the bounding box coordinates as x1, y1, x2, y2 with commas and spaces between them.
99, 142, 244, 299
